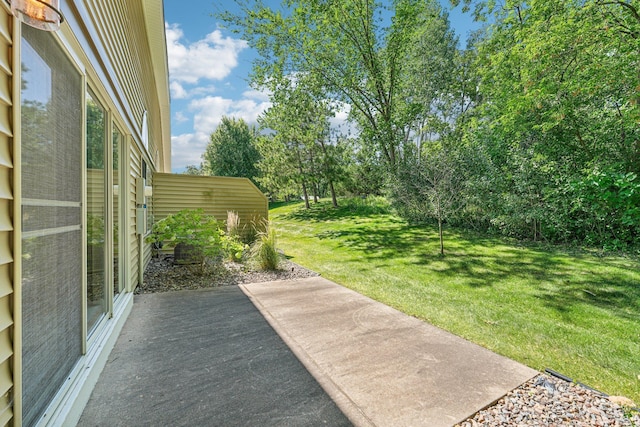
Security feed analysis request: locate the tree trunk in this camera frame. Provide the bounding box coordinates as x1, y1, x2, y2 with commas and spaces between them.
301, 181, 310, 209
295, 146, 310, 209
329, 180, 338, 208
438, 215, 444, 256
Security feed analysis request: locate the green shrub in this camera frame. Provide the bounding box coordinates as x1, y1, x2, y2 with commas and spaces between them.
147, 209, 246, 273
222, 233, 247, 262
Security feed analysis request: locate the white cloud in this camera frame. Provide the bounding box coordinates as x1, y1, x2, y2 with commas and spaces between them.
190, 96, 234, 133
171, 132, 210, 170
170, 95, 272, 172
170, 81, 188, 99
190, 95, 272, 134
165, 23, 273, 171
174, 111, 188, 123
242, 88, 272, 102
329, 101, 358, 137
189, 85, 218, 97
165, 23, 248, 85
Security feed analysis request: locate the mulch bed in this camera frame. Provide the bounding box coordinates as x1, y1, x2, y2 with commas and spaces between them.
138, 254, 319, 294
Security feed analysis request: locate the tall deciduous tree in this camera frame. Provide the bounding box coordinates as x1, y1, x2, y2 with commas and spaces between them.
257, 75, 344, 207
400, 2, 459, 158
203, 116, 261, 184
220, 0, 443, 170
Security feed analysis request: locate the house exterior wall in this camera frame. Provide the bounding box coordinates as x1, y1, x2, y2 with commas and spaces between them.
0, 0, 171, 425
153, 173, 269, 241
0, 5, 13, 425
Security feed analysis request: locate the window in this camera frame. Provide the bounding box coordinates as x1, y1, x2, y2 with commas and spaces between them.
113, 127, 124, 296
86, 91, 108, 332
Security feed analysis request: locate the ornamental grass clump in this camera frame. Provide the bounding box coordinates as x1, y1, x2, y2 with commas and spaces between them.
251, 222, 279, 270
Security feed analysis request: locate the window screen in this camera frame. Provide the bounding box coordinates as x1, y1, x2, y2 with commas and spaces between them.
21, 25, 83, 426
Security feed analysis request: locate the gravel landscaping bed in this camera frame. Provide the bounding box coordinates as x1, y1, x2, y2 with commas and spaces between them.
456, 373, 639, 427
138, 254, 319, 294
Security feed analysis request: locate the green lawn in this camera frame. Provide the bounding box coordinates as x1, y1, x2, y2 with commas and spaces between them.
270, 198, 640, 402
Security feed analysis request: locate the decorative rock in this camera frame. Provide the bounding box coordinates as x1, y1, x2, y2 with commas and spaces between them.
455, 374, 640, 427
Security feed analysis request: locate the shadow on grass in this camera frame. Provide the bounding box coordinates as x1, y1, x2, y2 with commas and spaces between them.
284, 199, 392, 222
300, 207, 639, 322
269, 200, 302, 210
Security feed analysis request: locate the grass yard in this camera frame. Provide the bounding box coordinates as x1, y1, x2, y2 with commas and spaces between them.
270, 197, 640, 403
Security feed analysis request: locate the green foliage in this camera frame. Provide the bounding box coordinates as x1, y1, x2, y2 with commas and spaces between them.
220, 0, 449, 170
342, 196, 392, 217
217, 0, 640, 252
450, 0, 640, 249
203, 116, 261, 185
250, 222, 279, 270
569, 169, 640, 250
342, 139, 387, 197
147, 209, 246, 273
390, 147, 466, 254
86, 213, 105, 245
222, 234, 247, 263
86, 95, 105, 169
183, 164, 204, 175
256, 73, 353, 207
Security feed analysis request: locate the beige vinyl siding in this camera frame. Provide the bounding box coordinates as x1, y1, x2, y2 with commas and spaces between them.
0, 4, 12, 425
153, 174, 268, 238
128, 147, 141, 290
142, 171, 152, 270
87, 169, 106, 217
82, 0, 170, 172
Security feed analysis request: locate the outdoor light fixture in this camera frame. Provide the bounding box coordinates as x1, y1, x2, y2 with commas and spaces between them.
11, 0, 64, 32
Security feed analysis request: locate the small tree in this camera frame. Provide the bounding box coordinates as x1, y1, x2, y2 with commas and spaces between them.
392, 148, 464, 255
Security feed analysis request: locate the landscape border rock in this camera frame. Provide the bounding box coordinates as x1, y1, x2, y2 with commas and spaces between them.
455, 373, 640, 427
139, 254, 319, 294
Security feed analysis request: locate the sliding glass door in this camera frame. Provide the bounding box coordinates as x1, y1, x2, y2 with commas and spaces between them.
113, 127, 124, 297
86, 91, 108, 332
21, 25, 83, 427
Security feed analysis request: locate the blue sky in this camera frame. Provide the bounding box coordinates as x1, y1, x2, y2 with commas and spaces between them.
163, 1, 481, 173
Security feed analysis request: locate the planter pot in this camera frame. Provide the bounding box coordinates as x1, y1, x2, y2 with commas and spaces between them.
174, 242, 201, 265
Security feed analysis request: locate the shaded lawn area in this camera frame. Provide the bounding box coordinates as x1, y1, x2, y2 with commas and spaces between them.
270, 199, 640, 403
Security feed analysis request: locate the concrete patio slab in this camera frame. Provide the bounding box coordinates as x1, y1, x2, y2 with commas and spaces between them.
78, 286, 350, 427
241, 277, 538, 427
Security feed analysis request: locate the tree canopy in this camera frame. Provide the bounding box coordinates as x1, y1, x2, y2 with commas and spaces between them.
216, 0, 640, 251
202, 116, 261, 185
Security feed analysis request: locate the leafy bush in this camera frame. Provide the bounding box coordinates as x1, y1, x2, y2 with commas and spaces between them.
343, 195, 392, 216
87, 213, 105, 245
251, 222, 279, 270
222, 234, 247, 262
148, 209, 246, 273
